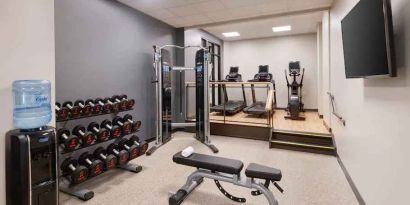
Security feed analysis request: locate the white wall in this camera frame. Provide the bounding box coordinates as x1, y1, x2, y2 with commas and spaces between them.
317, 23, 324, 115
329, 0, 410, 204
321, 11, 332, 127
223, 34, 318, 109
0, 0, 55, 203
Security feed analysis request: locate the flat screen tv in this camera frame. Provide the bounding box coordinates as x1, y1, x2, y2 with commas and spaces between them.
341, 0, 396, 78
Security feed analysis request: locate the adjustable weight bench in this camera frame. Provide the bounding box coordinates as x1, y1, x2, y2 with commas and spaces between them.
169, 152, 283, 205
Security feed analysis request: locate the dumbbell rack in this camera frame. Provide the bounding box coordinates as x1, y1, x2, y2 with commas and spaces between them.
57, 108, 143, 201
56, 108, 133, 123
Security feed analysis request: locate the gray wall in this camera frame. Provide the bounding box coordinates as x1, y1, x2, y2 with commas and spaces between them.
55, 0, 176, 141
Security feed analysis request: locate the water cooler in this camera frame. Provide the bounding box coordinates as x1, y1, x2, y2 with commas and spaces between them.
6, 80, 58, 205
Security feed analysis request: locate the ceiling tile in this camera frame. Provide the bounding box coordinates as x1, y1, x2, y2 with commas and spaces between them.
149, 9, 176, 19
118, 0, 333, 28
219, 0, 256, 9
167, 4, 202, 17
193, 0, 226, 12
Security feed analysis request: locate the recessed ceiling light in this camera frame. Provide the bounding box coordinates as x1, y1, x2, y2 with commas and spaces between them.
272, 26, 292, 32
222, 32, 240, 37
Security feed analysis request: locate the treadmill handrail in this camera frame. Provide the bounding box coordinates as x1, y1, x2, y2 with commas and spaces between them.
265, 90, 274, 111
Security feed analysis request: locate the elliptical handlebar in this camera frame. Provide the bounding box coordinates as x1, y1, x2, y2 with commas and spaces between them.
299, 68, 305, 87
284, 69, 290, 87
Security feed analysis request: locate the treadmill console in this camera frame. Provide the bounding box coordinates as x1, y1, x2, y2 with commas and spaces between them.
225, 67, 242, 82
289, 61, 301, 75
252, 65, 272, 82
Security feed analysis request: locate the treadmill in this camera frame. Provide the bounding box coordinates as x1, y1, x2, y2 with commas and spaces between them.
243, 65, 276, 115
210, 67, 247, 115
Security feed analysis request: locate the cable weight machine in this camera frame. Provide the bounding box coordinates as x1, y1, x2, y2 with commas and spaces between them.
146, 45, 219, 156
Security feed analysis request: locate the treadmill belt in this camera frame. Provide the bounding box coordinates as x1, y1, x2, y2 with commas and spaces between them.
243, 101, 267, 115
211, 101, 246, 115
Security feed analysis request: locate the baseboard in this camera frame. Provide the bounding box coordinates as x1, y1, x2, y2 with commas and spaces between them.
276, 107, 319, 112
337, 155, 366, 205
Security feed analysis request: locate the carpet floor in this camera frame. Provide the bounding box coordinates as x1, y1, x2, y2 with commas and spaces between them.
60, 132, 359, 205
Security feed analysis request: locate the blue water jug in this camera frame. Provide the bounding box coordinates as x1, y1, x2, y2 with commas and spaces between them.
12, 80, 52, 129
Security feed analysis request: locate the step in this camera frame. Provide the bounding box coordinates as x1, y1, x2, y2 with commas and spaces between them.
273, 129, 332, 138
272, 130, 334, 146
270, 140, 336, 156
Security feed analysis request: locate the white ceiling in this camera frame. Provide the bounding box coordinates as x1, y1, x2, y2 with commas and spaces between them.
118, 0, 334, 28
202, 11, 324, 41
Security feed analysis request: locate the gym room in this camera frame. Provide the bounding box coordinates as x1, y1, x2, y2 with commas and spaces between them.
0, 0, 409, 204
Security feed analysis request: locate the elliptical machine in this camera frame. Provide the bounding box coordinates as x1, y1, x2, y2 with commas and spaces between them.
285, 61, 305, 120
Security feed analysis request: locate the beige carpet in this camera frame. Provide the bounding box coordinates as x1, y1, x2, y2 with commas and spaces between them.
60, 132, 359, 205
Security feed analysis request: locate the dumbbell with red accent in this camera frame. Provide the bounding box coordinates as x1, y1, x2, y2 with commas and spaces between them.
78, 152, 104, 177
120, 94, 135, 109
87, 122, 110, 142
93, 147, 117, 170
113, 116, 132, 135
85, 99, 102, 114
107, 143, 129, 166
73, 125, 95, 147
118, 138, 139, 160
55, 102, 69, 120
58, 128, 79, 151
101, 120, 122, 138
74, 100, 92, 116
123, 114, 142, 132
104, 97, 120, 112
63, 101, 82, 118
112, 95, 128, 110
95, 98, 110, 113
61, 157, 89, 184
129, 135, 149, 155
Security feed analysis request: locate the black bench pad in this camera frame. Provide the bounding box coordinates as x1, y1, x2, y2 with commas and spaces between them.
245, 163, 282, 181
173, 152, 244, 175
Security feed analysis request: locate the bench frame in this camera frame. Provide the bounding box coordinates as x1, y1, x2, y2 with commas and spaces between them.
170, 169, 278, 205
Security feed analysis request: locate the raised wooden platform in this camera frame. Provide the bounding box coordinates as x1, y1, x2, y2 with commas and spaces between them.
211, 122, 271, 141
191, 109, 335, 155
270, 129, 336, 156
273, 110, 330, 134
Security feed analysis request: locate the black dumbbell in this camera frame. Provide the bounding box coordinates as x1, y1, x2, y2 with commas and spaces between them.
85, 99, 102, 114
63, 101, 82, 118
113, 116, 132, 135
95, 98, 110, 113
78, 152, 104, 177
120, 94, 135, 109
101, 120, 122, 138
123, 114, 142, 132
107, 143, 129, 166
118, 138, 139, 160
93, 147, 117, 170
129, 135, 149, 155
61, 157, 89, 184
57, 128, 79, 151
104, 97, 120, 112
112, 95, 128, 110
88, 122, 110, 142
74, 100, 92, 116
73, 125, 95, 147
55, 102, 69, 120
